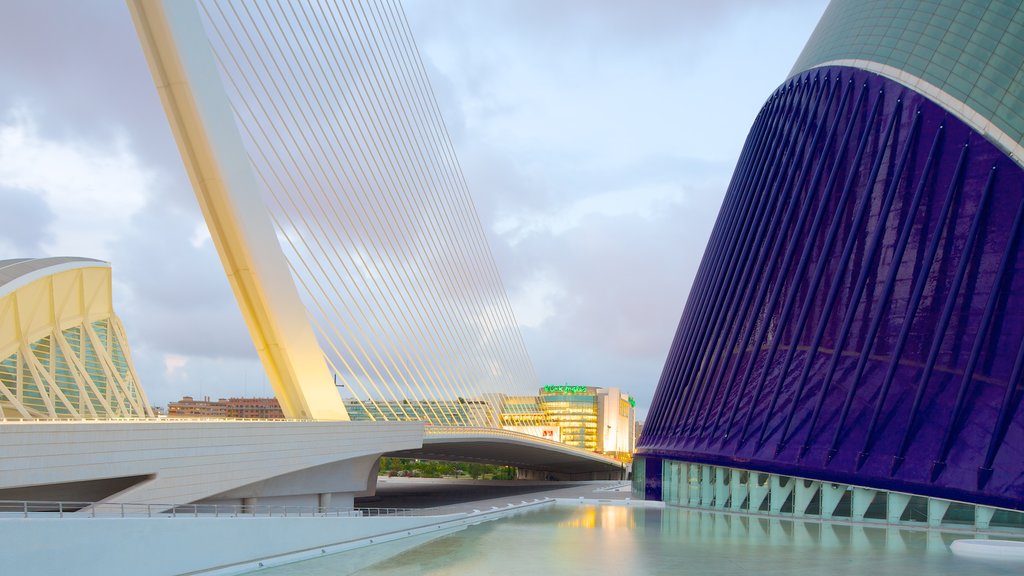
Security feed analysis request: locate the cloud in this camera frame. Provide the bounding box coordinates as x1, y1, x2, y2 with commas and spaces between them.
164, 354, 188, 378
508, 271, 569, 329
0, 186, 54, 255
494, 184, 688, 245
0, 107, 151, 259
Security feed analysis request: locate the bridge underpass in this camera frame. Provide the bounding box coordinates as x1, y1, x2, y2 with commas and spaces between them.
384, 427, 628, 481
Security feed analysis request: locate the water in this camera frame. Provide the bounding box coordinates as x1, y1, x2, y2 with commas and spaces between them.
259, 504, 1022, 575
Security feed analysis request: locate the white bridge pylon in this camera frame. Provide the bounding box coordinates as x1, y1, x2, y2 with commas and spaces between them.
128, 0, 346, 420
127, 0, 541, 423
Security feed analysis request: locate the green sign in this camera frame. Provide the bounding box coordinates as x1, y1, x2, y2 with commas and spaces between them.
628, 397, 636, 407
543, 385, 588, 394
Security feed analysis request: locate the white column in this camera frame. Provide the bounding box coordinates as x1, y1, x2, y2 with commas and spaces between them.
851, 487, 876, 521
794, 480, 820, 517
927, 498, 951, 527
820, 483, 845, 519
713, 467, 730, 509
769, 475, 793, 514
975, 505, 996, 530
886, 492, 911, 523
748, 472, 770, 513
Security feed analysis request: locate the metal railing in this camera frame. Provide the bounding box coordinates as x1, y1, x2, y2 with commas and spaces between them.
0, 417, 320, 424
0, 500, 436, 519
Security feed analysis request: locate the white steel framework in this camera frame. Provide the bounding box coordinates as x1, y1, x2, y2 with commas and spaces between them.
0, 258, 152, 420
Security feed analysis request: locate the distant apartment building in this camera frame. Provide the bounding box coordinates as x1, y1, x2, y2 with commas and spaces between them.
167, 395, 284, 419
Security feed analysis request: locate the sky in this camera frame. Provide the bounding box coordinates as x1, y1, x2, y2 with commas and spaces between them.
0, 0, 828, 419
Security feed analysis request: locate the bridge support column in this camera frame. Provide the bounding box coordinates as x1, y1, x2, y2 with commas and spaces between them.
318, 493, 331, 513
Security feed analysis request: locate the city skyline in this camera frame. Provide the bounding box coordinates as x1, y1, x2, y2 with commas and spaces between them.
0, 0, 828, 416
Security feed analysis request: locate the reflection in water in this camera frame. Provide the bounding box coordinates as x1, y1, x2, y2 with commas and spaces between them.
557, 503, 635, 530
258, 505, 1022, 576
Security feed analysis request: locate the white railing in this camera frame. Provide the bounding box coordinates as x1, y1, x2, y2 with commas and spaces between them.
0, 417, 320, 424
0, 500, 435, 519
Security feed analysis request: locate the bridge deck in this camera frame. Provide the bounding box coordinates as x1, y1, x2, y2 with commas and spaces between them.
386, 427, 627, 477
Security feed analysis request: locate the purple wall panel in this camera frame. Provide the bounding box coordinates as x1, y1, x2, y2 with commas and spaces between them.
637, 66, 1024, 511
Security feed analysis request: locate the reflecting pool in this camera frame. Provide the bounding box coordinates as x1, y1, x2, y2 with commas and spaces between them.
259, 504, 1022, 575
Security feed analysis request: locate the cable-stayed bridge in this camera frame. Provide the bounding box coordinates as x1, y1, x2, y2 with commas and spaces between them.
126, 0, 624, 477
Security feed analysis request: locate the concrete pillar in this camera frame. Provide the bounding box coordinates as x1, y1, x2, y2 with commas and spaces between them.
671, 459, 679, 500
927, 498, 950, 527
730, 470, 749, 511
851, 487, 875, 521
820, 483, 845, 519
748, 473, 770, 512
241, 497, 257, 515
886, 492, 910, 524
317, 493, 331, 513
794, 480, 820, 517
975, 505, 995, 530
679, 462, 690, 506
689, 465, 701, 507
769, 474, 793, 514
700, 466, 714, 507
667, 457, 675, 502
713, 467, 730, 509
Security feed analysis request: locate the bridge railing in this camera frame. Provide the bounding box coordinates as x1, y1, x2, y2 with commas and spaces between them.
0, 500, 435, 519
0, 417, 321, 424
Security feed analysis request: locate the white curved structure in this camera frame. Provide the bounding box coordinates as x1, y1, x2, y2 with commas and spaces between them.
0, 258, 152, 420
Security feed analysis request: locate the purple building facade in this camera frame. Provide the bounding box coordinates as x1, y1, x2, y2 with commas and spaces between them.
636, 1, 1024, 516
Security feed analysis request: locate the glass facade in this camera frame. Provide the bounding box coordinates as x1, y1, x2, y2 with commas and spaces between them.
540, 392, 599, 451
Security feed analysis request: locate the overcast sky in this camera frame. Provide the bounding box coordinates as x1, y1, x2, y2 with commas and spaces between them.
0, 0, 828, 418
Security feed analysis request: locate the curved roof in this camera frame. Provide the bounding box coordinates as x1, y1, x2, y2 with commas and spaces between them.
791, 0, 1024, 165
638, 67, 1024, 511
0, 257, 108, 296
